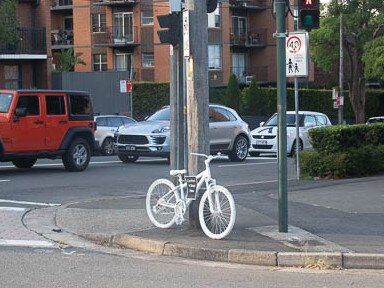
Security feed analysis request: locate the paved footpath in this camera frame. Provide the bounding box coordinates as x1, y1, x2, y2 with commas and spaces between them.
24, 175, 384, 270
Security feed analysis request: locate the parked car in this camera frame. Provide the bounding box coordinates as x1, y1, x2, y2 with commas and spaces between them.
94, 115, 136, 156
0, 89, 97, 171
114, 104, 251, 162
366, 116, 384, 124
249, 111, 332, 157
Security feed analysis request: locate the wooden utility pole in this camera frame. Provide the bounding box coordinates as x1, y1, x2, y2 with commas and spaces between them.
184, 0, 209, 228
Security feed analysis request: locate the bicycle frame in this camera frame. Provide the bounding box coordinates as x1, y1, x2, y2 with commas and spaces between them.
169, 154, 218, 217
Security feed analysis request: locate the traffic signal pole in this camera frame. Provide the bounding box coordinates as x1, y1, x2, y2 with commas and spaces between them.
275, 0, 288, 233
185, 0, 210, 228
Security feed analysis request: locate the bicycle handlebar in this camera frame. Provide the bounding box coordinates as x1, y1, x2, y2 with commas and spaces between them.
190, 152, 222, 161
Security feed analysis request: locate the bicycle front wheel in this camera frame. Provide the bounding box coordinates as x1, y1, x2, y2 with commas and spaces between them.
199, 185, 236, 240
146, 179, 177, 229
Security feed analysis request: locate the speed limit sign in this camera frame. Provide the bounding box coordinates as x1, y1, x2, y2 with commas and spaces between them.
286, 32, 309, 77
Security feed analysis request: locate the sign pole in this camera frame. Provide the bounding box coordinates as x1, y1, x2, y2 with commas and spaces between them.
275, 0, 288, 233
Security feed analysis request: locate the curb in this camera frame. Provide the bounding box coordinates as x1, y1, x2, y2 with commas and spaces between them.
80, 233, 384, 270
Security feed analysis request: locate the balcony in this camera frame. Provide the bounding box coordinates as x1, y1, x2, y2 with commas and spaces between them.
92, 0, 137, 6
229, 0, 267, 10
231, 65, 268, 84
0, 27, 46, 55
51, 30, 74, 49
92, 26, 139, 47
50, 0, 73, 10
230, 28, 267, 48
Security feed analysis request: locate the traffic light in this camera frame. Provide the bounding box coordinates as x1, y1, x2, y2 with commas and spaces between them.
298, 0, 320, 31
157, 13, 180, 46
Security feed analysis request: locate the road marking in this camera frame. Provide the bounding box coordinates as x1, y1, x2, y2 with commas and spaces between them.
0, 239, 55, 248
0, 179, 10, 182
226, 178, 296, 188
0, 199, 61, 207
0, 207, 26, 212
218, 161, 277, 168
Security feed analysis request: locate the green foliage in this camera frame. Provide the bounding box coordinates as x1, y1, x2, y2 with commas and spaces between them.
309, 123, 384, 154
363, 36, 384, 81
309, 0, 384, 123
301, 124, 384, 178
54, 48, 86, 72
224, 74, 241, 110
244, 76, 257, 114
132, 82, 170, 120
0, 0, 18, 46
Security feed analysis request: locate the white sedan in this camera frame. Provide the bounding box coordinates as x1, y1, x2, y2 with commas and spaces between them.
249, 111, 332, 157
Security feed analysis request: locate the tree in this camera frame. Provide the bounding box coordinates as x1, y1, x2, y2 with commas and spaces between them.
363, 36, 384, 82
54, 48, 86, 72
0, 0, 18, 47
310, 0, 384, 123
224, 74, 241, 111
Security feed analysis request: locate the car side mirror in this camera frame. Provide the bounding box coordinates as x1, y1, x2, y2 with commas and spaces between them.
259, 121, 265, 127
15, 107, 27, 117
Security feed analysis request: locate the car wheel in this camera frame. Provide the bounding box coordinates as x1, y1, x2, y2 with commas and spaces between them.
101, 137, 115, 156
228, 135, 249, 162
12, 158, 37, 169
62, 138, 91, 172
249, 152, 260, 157
118, 153, 139, 163
290, 139, 303, 157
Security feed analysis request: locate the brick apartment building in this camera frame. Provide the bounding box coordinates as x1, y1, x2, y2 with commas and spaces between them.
0, 0, 305, 89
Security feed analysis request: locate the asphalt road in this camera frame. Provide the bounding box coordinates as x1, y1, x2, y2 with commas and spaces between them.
0, 155, 295, 205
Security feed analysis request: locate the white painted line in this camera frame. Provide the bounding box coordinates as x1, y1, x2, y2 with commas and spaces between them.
0, 207, 26, 212
0, 180, 10, 182
0, 199, 61, 207
226, 179, 278, 187
225, 178, 296, 188
218, 161, 277, 168
0, 239, 55, 248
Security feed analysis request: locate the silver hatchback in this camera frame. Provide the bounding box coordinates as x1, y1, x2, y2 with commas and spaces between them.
114, 104, 251, 162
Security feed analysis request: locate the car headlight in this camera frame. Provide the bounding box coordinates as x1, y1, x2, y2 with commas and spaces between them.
152, 126, 170, 133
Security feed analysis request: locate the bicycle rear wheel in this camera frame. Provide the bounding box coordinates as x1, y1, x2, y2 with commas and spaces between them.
199, 185, 236, 239
146, 179, 177, 229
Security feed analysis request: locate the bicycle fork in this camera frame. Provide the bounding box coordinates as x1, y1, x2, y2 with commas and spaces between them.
206, 180, 221, 214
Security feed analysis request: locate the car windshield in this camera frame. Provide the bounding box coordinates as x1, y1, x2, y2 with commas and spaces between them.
264, 114, 302, 127
0, 93, 13, 113
147, 107, 170, 121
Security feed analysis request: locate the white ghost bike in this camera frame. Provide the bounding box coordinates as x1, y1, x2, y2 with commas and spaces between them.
146, 153, 236, 240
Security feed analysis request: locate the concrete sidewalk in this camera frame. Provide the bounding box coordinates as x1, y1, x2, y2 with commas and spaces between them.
28, 176, 384, 270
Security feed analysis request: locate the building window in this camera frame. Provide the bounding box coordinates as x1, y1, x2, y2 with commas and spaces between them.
141, 10, 153, 26
92, 13, 106, 33
4, 65, 20, 89
93, 54, 107, 71
208, 6, 220, 28
208, 45, 221, 70
142, 53, 154, 68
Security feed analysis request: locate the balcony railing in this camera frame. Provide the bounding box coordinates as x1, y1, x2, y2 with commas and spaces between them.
92, 26, 139, 47
50, 0, 73, 9
231, 66, 268, 83
230, 28, 267, 47
51, 30, 74, 48
0, 27, 46, 54
92, 0, 137, 6
229, 0, 267, 10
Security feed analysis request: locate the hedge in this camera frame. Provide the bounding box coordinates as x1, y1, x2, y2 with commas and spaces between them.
300, 124, 384, 178
131, 82, 384, 122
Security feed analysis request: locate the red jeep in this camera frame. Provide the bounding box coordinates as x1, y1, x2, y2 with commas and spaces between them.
0, 90, 97, 172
